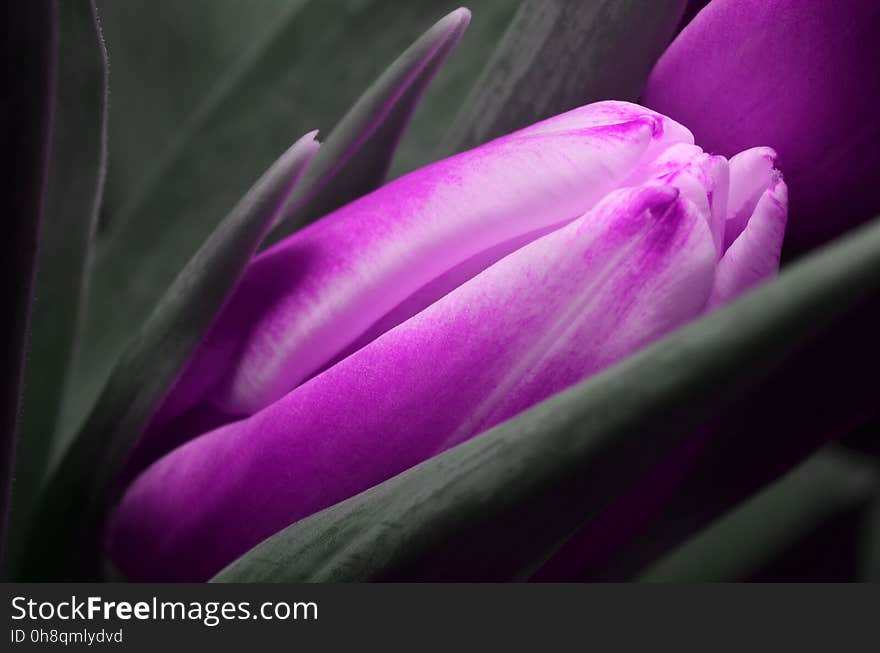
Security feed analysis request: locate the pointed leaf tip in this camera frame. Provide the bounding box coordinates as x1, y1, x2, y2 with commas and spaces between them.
441, 7, 472, 31
266, 7, 472, 244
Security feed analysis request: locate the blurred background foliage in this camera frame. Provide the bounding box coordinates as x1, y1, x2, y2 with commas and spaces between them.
95, 0, 517, 236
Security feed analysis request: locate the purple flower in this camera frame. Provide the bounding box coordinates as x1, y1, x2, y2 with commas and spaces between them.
107, 101, 786, 581
643, 0, 880, 247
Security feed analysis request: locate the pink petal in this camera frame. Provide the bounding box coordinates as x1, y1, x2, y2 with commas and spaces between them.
724, 146, 779, 249
131, 102, 692, 474
628, 142, 729, 257
222, 112, 685, 415
708, 177, 788, 307
108, 184, 717, 581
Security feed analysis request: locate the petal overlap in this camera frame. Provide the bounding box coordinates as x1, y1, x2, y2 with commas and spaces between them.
109, 101, 787, 581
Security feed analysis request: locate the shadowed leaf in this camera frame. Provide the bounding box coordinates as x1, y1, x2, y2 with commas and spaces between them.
639, 448, 878, 582
863, 498, 880, 581
0, 1, 57, 575
9, 0, 109, 572
549, 299, 880, 581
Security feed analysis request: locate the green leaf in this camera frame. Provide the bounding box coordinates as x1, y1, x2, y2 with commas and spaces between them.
445, 0, 686, 153
58, 0, 487, 466
9, 0, 109, 573
20, 133, 319, 581
639, 448, 878, 582
212, 214, 880, 583
1, 1, 57, 576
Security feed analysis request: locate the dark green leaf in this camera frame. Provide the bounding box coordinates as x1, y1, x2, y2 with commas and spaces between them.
213, 215, 880, 582
20, 133, 319, 580
639, 448, 878, 582
58, 1, 492, 462
445, 0, 686, 153
847, 416, 880, 581
0, 1, 57, 576
563, 310, 880, 581
9, 0, 109, 572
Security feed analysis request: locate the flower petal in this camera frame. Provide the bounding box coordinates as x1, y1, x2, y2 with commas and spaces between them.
134, 103, 692, 466
220, 113, 685, 415
108, 184, 717, 581
628, 142, 729, 257
724, 146, 778, 249
643, 0, 880, 246
709, 177, 788, 307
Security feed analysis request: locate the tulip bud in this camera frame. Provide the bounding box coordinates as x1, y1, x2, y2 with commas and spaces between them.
643, 0, 880, 247
108, 101, 786, 581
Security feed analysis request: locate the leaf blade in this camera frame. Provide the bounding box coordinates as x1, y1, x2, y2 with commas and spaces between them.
9, 0, 109, 571
21, 133, 319, 580
0, 1, 58, 576
638, 448, 878, 582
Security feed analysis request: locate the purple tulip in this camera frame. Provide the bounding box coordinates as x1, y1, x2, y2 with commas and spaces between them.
643, 0, 880, 247
107, 101, 786, 581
